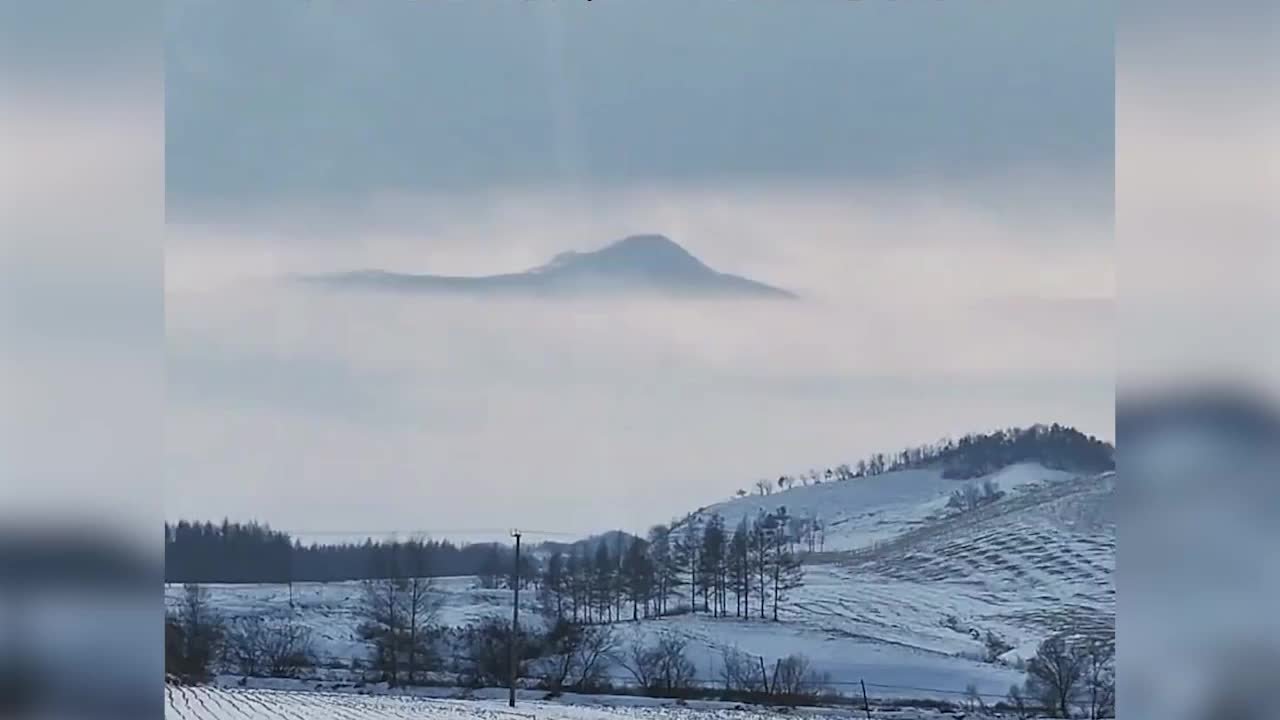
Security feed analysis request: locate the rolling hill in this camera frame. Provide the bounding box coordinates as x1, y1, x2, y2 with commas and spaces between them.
166, 426, 1115, 705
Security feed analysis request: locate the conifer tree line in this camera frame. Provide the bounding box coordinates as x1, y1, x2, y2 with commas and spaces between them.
164, 520, 518, 584
540, 508, 805, 624
746, 424, 1114, 497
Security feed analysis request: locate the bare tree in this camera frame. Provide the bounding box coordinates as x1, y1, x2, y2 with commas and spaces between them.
541, 620, 582, 692
1025, 634, 1086, 718
261, 619, 315, 678
172, 583, 224, 681
462, 617, 527, 687
224, 617, 266, 676
719, 647, 764, 693
540, 620, 618, 692
619, 641, 659, 690
401, 539, 443, 685
357, 577, 406, 685
963, 683, 985, 714
1078, 638, 1115, 719
773, 653, 829, 705
754, 479, 773, 496
619, 632, 697, 696
1007, 683, 1029, 719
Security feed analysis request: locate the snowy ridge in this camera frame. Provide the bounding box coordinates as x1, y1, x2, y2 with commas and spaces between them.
692, 462, 1081, 553
786, 470, 1115, 666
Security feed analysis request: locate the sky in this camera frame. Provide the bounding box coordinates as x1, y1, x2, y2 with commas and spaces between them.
161, 0, 1116, 540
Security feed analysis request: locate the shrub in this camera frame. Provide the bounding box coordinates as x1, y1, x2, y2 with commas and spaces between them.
773, 654, 831, 706
984, 630, 1014, 662
619, 632, 698, 697
166, 584, 224, 683
459, 617, 543, 688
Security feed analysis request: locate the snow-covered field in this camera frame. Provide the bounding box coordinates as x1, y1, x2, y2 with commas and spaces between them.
166, 684, 763, 720
698, 463, 1082, 554
166, 464, 1113, 707
166, 682, 950, 720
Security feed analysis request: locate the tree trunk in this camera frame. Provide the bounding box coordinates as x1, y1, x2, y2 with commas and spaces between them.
408, 585, 418, 685
772, 569, 779, 621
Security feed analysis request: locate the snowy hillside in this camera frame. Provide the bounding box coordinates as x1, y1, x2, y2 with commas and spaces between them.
693, 462, 1081, 553
167, 462, 1113, 706
800, 470, 1115, 665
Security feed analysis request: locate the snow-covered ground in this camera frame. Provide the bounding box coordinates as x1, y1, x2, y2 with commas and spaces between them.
166, 464, 1113, 707
698, 463, 1081, 553
164, 576, 509, 665
166, 682, 957, 720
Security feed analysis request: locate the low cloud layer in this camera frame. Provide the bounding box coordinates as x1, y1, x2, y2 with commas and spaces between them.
166, 182, 1113, 537
161, 0, 1113, 538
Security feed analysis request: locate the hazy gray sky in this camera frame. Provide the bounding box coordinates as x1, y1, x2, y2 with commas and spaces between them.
163, 0, 1114, 539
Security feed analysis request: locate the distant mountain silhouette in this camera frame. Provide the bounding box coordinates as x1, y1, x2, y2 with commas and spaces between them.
532, 529, 643, 559
298, 234, 796, 299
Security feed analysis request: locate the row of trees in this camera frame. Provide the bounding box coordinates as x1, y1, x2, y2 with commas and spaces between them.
742, 424, 1115, 497
947, 478, 1006, 513
166, 581, 829, 705
164, 520, 516, 583
540, 508, 805, 625
169, 581, 1111, 716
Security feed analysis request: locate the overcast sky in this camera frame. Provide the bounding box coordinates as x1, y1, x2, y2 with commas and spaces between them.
162, 0, 1115, 540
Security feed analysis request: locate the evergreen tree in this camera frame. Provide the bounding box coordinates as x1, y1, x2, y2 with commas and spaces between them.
621, 537, 651, 621
646, 525, 679, 617
566, 549, 584, 623
729, 519, 750, 618
543, 551, 566, 620
749, 513, 770, 620
674, 519, 701, 614
700, 514, 727, 617
770, 537, 804, 622
592, 543, 614, 623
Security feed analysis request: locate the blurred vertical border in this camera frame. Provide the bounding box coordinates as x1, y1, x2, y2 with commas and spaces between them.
1, 1, 163, 719
1119, 0, 1278, 718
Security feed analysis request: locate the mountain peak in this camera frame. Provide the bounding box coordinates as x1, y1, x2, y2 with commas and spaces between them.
301, 234, 796, 299
606, 234, 687, 254
545, 234, 710, 278
540, 235, 690, 270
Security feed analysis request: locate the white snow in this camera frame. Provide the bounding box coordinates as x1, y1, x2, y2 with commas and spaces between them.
166, 464, 1113, 711
167, 682, 959, 720
696, 463, 1079, 553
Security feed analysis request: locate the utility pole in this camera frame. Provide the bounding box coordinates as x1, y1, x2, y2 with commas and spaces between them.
508, 530, 522, 708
